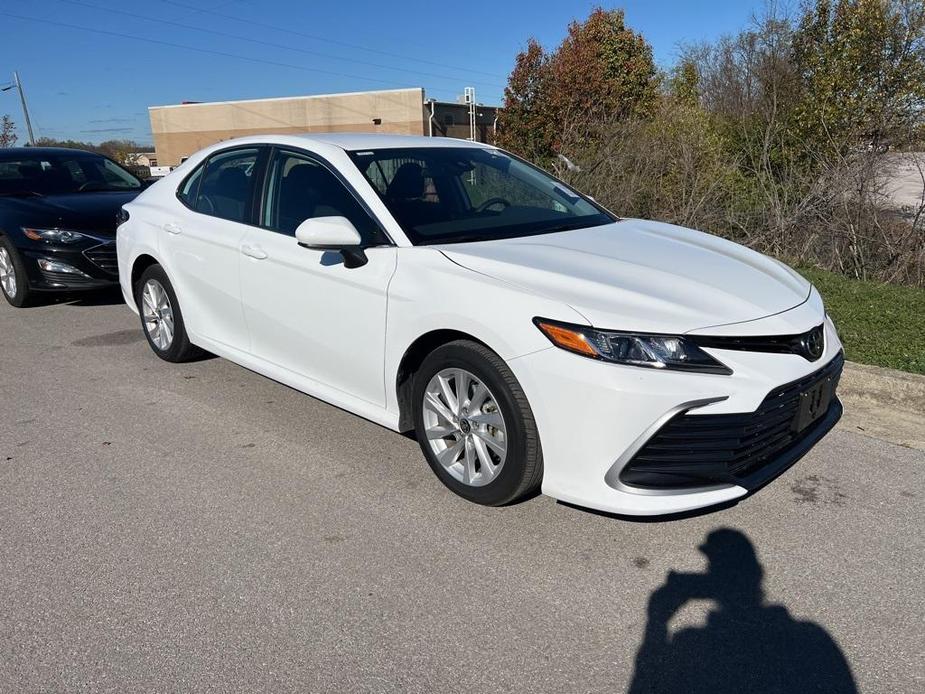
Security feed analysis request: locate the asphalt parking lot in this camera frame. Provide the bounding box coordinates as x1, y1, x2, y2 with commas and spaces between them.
1, 292, 923, 693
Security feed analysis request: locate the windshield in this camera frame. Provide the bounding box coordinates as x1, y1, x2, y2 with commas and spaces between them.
347, 147, 614, 245
0, 152, 142, 196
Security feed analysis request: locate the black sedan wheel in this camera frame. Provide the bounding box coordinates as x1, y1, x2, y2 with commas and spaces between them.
0, 237, 32, 308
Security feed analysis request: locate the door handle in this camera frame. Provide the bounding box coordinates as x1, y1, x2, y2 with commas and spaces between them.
241, 244, 268, 260
162, 222, 182, 235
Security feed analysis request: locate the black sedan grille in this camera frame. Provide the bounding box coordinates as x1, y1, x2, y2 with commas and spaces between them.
83, 243, 118, 275
620, 353, 844, 490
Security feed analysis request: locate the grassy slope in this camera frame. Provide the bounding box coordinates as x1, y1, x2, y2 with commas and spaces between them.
798, 266, 925, 374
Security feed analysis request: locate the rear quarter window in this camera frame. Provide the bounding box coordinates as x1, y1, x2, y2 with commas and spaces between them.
177, 163, 204, 207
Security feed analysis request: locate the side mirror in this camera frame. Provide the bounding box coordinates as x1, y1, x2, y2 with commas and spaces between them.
294, 216, 367, 268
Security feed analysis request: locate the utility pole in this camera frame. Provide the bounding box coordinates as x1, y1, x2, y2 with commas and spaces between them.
464, 87, 476, 142
2, 71, 36, 145
13, 72, 35, 146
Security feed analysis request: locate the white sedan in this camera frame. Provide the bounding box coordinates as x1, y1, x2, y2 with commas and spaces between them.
117, 134, 843, 516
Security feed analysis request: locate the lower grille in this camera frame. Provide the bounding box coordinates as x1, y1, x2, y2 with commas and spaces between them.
84, 243, 118, 275
39, 270, 101, 287
620, 352, 844, 490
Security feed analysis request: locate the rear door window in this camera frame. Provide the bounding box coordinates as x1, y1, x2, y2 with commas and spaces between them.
194, 148, 259, 223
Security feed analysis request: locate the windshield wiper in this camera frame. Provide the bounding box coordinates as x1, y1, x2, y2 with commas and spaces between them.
0, 190, 44, 198
435, 233, 494, 244
428, 221, 600, 245
541, 221, 595, 234
78, 185, 126, 193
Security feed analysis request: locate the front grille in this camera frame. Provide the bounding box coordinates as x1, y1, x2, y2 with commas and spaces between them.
691, 323, 826, 361
620, 352, 844, 490
83, 243, 118, 275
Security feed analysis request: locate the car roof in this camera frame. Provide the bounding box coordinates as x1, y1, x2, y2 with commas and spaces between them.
0, 146, 102, 158
199, 132, 496, 153
303, 133, 493, 150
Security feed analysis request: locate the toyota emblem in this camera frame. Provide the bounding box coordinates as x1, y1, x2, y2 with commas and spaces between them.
801, 326, 825, 361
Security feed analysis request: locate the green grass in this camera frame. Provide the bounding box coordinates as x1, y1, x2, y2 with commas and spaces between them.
797, 266, 925, 374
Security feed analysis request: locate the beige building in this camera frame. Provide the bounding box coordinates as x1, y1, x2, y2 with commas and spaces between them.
149, 87, 500, 167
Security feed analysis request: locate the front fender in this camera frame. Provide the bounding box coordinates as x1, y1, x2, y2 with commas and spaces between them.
383, 248, 586, 416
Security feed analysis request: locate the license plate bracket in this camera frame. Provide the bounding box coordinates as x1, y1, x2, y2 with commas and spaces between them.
794, 378, 834, 432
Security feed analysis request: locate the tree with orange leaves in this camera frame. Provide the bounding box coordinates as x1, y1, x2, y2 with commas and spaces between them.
497, 8, 657, 165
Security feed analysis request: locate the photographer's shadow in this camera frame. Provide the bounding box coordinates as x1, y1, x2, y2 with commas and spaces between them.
628, 528, 857, 694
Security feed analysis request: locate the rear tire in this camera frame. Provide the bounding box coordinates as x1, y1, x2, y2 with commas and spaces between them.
0, 237, 33, 308
413, 340, 543, 506
135, 264, 203, 362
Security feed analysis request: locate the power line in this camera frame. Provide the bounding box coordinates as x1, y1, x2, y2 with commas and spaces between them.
67, 0, 507, 92
0, 11, 504, 103
156, 0, 508, 80
55, 0, 506, 92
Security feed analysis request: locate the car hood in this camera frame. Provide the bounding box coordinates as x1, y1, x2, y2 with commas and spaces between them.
437, 219, 811, 334
1, 191, 139, 237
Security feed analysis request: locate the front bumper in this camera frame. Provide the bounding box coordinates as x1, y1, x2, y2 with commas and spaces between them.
617, 352, 843, 490
508, 314, 844, 516
20, 241, 119, 291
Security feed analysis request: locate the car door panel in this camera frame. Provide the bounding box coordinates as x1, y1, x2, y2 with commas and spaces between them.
163, 213, 250, 349
239, 148, 396, 407
240, 233, 396, 406
162, 147, 261, 351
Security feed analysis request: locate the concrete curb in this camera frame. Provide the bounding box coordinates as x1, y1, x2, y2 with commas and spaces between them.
838, 361, 925, 450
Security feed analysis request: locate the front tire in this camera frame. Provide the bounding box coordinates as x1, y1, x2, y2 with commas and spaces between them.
135, 264, 202, 362
0, 237, 33, 307
413, 340, 543, 506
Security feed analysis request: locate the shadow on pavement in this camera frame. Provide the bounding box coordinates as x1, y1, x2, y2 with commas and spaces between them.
556, 498, 741, 523
61, 287, 126, 307
22, 287, 126, 308
627, 528, 857, 694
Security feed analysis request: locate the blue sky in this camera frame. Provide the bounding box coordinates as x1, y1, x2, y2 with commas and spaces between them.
0, 0, 765, 145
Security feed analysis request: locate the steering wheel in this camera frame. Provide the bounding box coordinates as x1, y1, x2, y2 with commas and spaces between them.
475, 197, 511, 213
78, 181, 105, 192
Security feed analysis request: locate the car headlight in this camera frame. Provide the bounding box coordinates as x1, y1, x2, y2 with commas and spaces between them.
22, 227, 89, 244
533, 318, 732, 374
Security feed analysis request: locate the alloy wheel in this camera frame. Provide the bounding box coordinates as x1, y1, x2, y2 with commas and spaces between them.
141, 279, 175, 350
0, 247, 17, 298
422, 368, 507, 487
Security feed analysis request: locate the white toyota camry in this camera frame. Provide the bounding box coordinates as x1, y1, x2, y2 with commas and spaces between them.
117, 133, 843, 516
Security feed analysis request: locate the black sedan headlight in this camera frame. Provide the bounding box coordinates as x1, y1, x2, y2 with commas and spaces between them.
534, 318, 732, 374
22, 227, 90, 244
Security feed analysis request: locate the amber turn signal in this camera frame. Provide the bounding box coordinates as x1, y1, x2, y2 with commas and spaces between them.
534, 320, 599, 357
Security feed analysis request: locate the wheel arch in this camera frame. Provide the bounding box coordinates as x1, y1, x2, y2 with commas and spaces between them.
395, 329, 497, 432
130, 253, 161, 292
